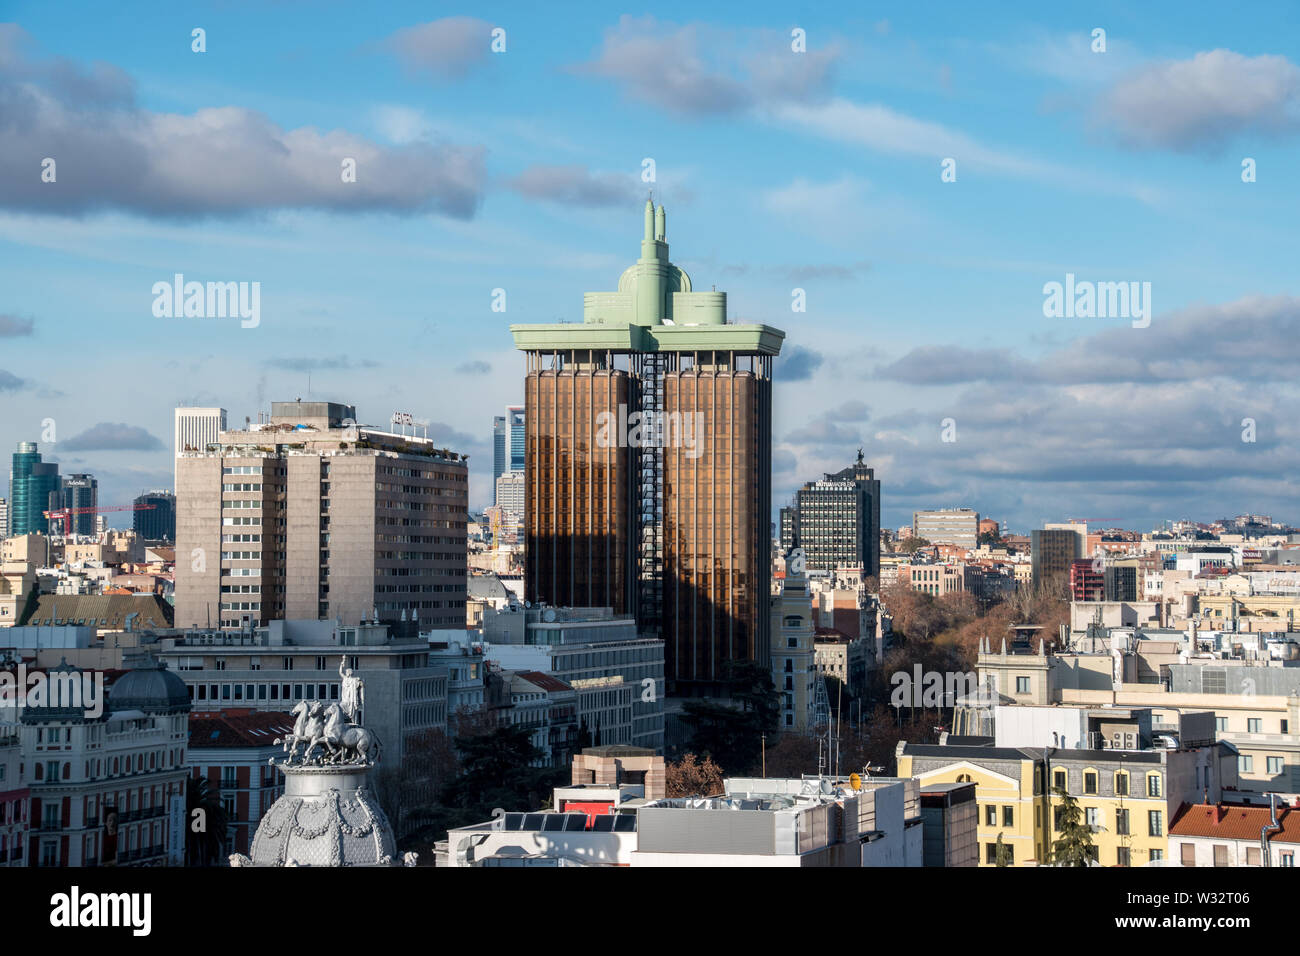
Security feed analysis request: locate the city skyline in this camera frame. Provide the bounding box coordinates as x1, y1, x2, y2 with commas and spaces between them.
3, 3, 1300, 532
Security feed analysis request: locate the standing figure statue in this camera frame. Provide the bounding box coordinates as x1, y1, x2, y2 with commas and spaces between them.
339, 655, 365, 727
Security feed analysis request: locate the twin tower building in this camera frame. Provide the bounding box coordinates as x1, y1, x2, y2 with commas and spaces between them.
511, 201, 785, 696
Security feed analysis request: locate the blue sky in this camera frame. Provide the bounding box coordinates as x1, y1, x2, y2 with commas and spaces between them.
2, 2, 1299, 532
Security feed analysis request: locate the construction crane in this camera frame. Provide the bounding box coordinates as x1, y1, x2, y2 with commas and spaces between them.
42, 502, 156, 537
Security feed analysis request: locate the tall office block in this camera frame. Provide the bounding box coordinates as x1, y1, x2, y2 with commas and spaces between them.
1031, 529, 1083, 591
780, 453, 882, 578
134, 490, 177, 541
512, 201, 785, 695
174, 406, 227, 488
60, 473, 98, 536
913, 508, 981, 550
175, 400, 468, 630
505, 405, 526, 473
0, 497, 7, 539
492, 415, 506, 503
9, 442, 60, 535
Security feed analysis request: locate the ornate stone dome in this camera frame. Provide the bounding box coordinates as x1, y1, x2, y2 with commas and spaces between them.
247, 766, 396, 867
108, 658, 191, 714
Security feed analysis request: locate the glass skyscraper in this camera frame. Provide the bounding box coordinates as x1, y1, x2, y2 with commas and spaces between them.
60, 473, 98, 535
9, 441, 60, 535
492, 415, 506, 504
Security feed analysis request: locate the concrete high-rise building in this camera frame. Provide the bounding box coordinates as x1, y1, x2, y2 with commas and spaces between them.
494, 471, 524, 541
59, 473, 98, 536
174, 400, 468, 630
133, 490, 177, 541
9, 442, 59, 535
174, 407, 226, 488
912, 508, 980, 550
0, 497, 8, 539
492, 415, 506, 503
779, 452, 881, 578
511, 201, 784, 695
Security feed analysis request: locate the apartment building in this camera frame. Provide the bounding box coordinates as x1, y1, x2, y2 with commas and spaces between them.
21, 657, 190, 867
187, 710, 292, 857
913, 509, 980, 550
899, 707, 1236, 867
155, 618, 446, 764
175, 400, 467, 631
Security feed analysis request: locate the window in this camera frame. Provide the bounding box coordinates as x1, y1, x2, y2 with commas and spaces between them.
1085, 807, 1099, 829
1147, 774, 1162, 797
1239, 755, 1254, 773
1268, 756, 1284, 775
1003, 806, 1014, 827
1213, 844, 1228, 867
1215, 716, 1228, 732
1181, 844, 1196, 867
1281, 852, 1294, 867
1117, 847, 1130, 867
1016, 677, 1030, 694
1115, 772, 1128, 796
1053, 770, 1066, 791
1116, 808, 1129, 835
1084, 771, 1097, 794
985, 805, 996, 827
1248, 718, 1262, 733
1150, 849, 1163, 862
1148, 810, 1163, 837
1246, 846, 1261, 866
985, 843, 997, 864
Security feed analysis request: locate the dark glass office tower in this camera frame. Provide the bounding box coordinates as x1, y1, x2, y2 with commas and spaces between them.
133, 490, 177, 541
60, 474, 98, 535
512, 201, 785, 695
492, 415, 506, 503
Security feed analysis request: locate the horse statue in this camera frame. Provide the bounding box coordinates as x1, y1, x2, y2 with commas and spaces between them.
277, 700, 318, 762
308, 701, 380, 765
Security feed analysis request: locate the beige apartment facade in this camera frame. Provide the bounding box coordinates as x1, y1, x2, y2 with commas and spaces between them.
175, 400, 468, 630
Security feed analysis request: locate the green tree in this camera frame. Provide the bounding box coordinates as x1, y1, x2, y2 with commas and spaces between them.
1050, 786, 1095, 866
185, 775, 228, 867
680, 660, 780, 773
994, 831, 1012, 867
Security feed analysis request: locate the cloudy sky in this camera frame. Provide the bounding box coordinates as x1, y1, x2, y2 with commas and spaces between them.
1, 2, 1299, 532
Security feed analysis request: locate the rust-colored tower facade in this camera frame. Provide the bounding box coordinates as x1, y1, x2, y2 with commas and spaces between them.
512, 203, 784, 695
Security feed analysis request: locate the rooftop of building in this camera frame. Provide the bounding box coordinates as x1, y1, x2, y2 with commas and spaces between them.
22, 592, 173, 630
1169, 800, 1300, 843
512, 670, 573, 694
510, 201, 784, 356
189, 709, 297, 748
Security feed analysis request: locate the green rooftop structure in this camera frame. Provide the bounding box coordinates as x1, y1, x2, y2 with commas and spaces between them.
512, 201, 786, 696
511, 199, 785, 355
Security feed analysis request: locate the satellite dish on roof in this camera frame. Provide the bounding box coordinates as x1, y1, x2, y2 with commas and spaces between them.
543, 608, 557, 623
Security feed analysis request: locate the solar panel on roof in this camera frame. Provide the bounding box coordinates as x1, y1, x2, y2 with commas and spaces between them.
522, 813, 545, 830
541, 815, 567, 832
592, 815, 615, 831
613, 815, 636, 832
563, 814, 586, 831
503, 813, 526, 831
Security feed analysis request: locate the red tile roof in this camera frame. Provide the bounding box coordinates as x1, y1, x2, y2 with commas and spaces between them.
514, 670, 573, 693
189, 710, 297, 748
1169, 801, 1300, 844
